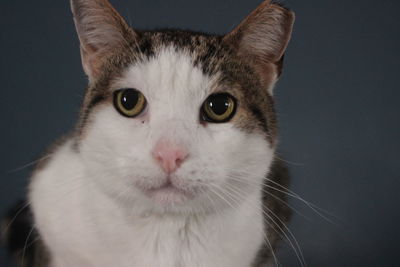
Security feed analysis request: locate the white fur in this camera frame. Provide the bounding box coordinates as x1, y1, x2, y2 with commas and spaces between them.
30, 48, 275, 267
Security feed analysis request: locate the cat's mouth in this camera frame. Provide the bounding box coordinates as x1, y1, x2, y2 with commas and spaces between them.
138, 179, 196, 205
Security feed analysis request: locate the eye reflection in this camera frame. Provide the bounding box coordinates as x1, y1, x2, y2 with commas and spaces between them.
201, 93, 237, 123
113, 88, 147, 118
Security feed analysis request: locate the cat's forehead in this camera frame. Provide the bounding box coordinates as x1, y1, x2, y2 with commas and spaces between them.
110, 31, 238, 107
116, 46, 222, 102
138, 30, 226, 76
80, 31, 277, 143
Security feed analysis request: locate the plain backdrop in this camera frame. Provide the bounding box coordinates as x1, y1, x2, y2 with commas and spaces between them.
1, 0, 399, 266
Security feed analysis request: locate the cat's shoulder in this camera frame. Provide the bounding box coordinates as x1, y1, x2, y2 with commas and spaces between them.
253, 157, 291, 267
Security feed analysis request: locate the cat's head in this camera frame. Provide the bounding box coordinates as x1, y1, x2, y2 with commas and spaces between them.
71, 0, 294, 214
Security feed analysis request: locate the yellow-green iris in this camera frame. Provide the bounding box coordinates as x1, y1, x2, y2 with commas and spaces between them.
202, 93, 237, 123
114, 88, 146, 117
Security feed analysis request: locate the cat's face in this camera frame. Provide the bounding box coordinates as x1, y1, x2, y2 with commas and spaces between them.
71, 0, 294, 214
80, 43, 274, 213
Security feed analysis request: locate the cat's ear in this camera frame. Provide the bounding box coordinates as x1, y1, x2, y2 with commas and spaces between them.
70, 0, 138, 82
223, 0, 295, 94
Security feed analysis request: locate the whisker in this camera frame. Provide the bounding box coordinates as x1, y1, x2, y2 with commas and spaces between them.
263, 182, 336, 224
227, 174, 310, 221
2, 201, 31, 235
7, 153, 53, 173
21, 225, 35, 266
207, 183, 280, 267
274, 155, 305, 167
21, 236, 41, 254
264, 177, 339, 222
227, 173, 337, 224
224, 182, 306, 267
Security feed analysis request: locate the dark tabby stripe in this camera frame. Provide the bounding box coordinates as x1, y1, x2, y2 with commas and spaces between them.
1, 201, 49, 267
253, 158, 292, 267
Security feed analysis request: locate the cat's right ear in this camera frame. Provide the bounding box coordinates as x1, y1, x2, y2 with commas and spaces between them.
70, 0, 138, 83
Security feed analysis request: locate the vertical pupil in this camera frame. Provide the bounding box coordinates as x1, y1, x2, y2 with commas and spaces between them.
210, 95, 229, 115
121, 90, 139, 110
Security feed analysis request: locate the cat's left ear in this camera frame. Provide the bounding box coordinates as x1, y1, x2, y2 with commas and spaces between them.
70, 0, 138, 83
223, 0, 295, 94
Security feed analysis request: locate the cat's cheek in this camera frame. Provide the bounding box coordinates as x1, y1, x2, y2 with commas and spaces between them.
79, 107, 154, 185
82, 106, 150, 146
186, 125, 270, 208
214, 126, 273, 182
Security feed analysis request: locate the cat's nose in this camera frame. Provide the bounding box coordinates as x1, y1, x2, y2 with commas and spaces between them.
152, 140, 189, 174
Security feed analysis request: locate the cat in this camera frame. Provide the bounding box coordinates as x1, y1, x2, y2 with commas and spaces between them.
2, 0, 295, 266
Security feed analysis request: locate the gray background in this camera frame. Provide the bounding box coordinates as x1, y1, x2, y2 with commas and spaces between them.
1, 0, 399, 266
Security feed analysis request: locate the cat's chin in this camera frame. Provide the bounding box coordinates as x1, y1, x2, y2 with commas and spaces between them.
139, 181, 196, 206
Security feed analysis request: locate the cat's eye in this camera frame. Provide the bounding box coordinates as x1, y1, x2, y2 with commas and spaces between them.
201, 93, 237, 123
113, 88, 147, 117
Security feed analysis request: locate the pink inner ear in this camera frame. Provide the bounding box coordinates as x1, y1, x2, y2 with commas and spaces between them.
223, 1, 295, 76
253, 61, 278, 94
222, 1, 294, 93
71, 0, 138, 82
81, 47, 97, 80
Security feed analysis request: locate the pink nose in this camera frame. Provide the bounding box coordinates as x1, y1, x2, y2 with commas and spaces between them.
152, 140, 188, 174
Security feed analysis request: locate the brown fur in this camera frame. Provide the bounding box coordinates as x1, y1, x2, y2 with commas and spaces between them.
253, 158, 292, 266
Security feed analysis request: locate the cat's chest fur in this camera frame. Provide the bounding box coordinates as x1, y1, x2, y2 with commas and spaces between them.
30, 141, 265, 267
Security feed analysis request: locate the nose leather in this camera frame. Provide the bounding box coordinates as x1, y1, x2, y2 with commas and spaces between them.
152, 140, 188, 174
